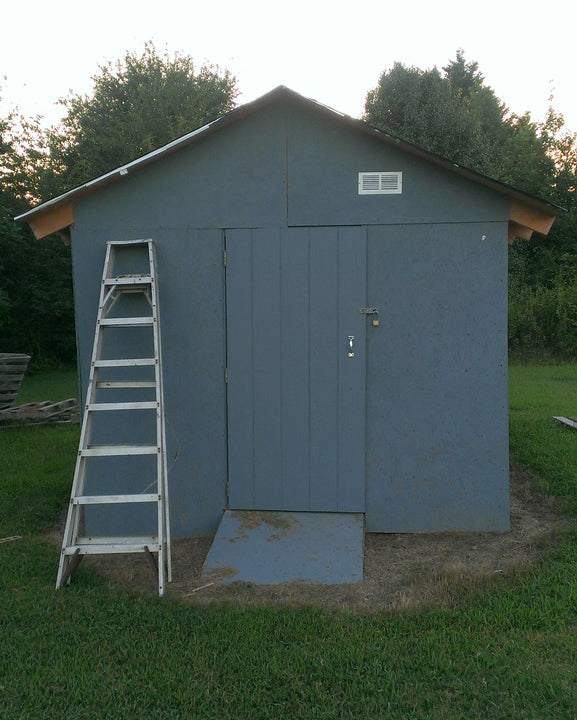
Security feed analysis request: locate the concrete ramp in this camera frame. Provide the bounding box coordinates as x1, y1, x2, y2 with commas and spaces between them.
202, 511, 364, 585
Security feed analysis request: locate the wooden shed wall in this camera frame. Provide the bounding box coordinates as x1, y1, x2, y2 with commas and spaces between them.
71, 98, 510, 536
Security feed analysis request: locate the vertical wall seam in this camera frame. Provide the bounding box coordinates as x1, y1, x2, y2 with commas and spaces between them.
336, 227, 341, 511
250, 230, 256, 507
223, 229, 230, 509
284, 111, 289, 226
307, 228, 312, 510
363, 226, 369, 514
279, 228, 284, 507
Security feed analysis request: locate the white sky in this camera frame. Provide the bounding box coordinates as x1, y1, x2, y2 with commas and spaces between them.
1, 0, 576, 134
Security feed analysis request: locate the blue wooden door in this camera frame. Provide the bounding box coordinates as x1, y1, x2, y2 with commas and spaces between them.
226, 227, 366, 512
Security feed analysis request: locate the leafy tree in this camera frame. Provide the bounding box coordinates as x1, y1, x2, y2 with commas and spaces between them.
365, 51, 577, 357
0, 99, 75, 363
0, 44, 239, 364
364, 50, 557, 193
38, 43, 238, 200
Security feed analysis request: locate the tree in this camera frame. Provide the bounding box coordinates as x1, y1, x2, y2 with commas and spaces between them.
0, 44, 239, 364
364, 50, 557, 193
365, 51, 577, 356
38, 43, 238, 201
0, 99, 75, 362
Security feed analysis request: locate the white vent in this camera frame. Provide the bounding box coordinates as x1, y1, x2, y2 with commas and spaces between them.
358, 171, 402, 195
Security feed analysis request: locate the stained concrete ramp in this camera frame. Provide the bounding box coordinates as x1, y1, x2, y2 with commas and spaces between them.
202, 511, 364, 585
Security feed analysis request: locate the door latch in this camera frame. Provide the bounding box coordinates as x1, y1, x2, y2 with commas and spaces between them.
347, 335, 355, 358
360, 306, 380, 327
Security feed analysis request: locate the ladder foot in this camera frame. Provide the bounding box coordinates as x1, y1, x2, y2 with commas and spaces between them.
57, 548, 83, 588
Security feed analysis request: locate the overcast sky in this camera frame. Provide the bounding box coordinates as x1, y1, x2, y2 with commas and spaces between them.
2, 0, 576, 134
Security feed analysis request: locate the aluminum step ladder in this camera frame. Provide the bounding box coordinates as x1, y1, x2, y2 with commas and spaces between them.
56, 239, 171, 596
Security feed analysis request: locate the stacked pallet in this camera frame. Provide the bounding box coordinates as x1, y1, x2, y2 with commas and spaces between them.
0, 353, 79, 427
0, 353, 31, 409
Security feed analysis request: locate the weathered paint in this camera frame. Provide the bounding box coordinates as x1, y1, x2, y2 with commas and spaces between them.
202, 510, 365, 584
71, 96, 510, 536
365, 222, 510, 532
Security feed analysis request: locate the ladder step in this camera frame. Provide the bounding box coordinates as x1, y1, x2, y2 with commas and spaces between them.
96, 381, 157, 389
107, 239, 152, 246
80, 445, 159, 457
104, 275, 153, 286
94, 358, 156, 367
64, 542, 160, 555
88, 401, 158, 411
77, 535, 157, 545
73, 494, 159, 505
100, 317, 154, 327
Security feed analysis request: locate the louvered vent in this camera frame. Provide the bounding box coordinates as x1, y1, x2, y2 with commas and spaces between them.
358, 171, 402, 195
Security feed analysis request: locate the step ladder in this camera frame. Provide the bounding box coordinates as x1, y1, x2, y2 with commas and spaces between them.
56, 239, 171, 596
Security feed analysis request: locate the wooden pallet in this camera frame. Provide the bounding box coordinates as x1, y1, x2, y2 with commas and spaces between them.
0, 353, 31, 409
0, 398, 79, 428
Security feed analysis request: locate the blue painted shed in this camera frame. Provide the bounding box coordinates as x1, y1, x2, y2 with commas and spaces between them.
18, 86, 559, 541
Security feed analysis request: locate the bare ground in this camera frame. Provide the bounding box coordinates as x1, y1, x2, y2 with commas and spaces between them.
56, 465, 569, 612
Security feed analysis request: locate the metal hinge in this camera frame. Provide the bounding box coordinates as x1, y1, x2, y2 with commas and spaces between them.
225, 367, 228, 384
223, 249, 227, 267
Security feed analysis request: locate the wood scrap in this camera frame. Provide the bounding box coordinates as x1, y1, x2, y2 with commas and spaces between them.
553, 416, 577, 430
183, 582, 215, 596
0, 398, 79, 428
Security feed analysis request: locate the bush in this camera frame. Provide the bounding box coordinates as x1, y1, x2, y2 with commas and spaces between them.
509, 266, 577, 358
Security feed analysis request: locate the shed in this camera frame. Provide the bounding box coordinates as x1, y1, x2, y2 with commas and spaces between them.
17, 86, 559, 565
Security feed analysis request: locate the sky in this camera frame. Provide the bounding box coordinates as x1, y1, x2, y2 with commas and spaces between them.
1, 0, 576, 133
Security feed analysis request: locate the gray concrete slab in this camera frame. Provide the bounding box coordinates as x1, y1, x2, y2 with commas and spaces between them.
202, 511, 364, 585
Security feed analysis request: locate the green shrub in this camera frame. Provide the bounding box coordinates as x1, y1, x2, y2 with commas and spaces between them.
509, 265, 577, 358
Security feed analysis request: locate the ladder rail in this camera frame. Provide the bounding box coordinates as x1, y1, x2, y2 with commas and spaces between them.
148, 241, 167, 594
57, 242, 113, 587
151, 242, 172, 583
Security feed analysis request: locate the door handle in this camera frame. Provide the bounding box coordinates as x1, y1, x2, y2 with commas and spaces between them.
347, 335, 355, 358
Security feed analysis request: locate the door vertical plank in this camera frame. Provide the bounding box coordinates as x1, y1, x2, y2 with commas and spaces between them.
252, 228, 283, 507
281, 228, 310, 509
226, 229, 255, 508
337, 227, 367, 511
309, 227, 339, 511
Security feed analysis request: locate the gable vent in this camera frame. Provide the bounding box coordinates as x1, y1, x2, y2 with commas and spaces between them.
358, 171, 402, 195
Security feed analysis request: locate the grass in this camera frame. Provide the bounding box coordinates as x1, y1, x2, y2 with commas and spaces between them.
16, 365, 78, 404
1, 364, 577, 719
509, 363, 577, 512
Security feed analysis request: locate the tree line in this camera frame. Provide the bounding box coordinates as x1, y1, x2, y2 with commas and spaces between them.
1, 45, 576, 363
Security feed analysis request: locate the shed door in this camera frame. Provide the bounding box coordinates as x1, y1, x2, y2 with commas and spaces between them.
226, 227, 366, 512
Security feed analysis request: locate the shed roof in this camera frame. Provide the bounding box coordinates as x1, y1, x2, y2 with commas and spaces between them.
15, 85, 562, 240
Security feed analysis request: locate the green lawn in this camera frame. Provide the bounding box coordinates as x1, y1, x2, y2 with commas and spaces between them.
16, 365, 78, 404
1, 365, 577, 719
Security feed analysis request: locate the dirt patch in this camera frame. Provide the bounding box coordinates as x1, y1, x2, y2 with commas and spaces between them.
54, 465, 569, 612
228, 510, 299, 542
